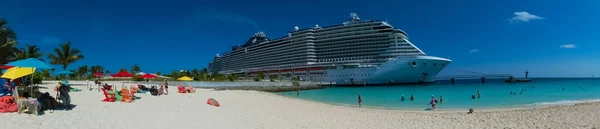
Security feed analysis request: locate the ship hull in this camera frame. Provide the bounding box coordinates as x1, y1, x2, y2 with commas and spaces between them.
321, 56, 451, 85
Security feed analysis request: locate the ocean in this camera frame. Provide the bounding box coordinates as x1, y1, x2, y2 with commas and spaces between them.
280, 78, 600, 110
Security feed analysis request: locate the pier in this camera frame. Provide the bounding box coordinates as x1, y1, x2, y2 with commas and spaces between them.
435, 70, 532, 84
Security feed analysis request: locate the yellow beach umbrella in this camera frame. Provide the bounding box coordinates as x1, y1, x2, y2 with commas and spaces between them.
177, 76, 193, 81
1, 67, 36, 80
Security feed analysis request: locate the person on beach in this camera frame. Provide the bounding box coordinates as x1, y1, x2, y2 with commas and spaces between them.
163, 79, 169, 95
57, 82, 71, 110
401, 95, 405, 101
410, 94, 414, 101
357, 94, 362, 108
477, 91, 481, 98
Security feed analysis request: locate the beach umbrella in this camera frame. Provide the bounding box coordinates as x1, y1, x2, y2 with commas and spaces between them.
139, 73, 158, 79
177, 76, 193, 81
110, 71, 134, 77
1, 65, 14, 69
177, 76, 193, 86
111, 71, 135, 89
1, 67, 36, 80
5, 58, 52, 69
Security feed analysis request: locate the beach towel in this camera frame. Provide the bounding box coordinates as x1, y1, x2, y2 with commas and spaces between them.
0, 96, 18, 113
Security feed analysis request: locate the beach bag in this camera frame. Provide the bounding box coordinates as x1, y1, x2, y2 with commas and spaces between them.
149, 86, 158, 96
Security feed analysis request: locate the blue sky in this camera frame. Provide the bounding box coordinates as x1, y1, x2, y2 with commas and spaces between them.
1, 0, 599, 77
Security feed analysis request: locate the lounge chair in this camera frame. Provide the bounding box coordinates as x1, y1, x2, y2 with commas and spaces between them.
101, 88, 116, 102
120, 88, 133, 103
130, 84, 139, 94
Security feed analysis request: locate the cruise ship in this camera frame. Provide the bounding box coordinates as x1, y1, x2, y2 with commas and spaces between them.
208, 13, 452, 85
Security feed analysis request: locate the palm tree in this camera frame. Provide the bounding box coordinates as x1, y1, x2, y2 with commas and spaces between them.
47, 41, 84, 70
0, 19, 18, 68
119, 68, 127, 72
200, 68, 208, 81
77, 65, 89, 79
130, 64, 140, 74
50, 68, 56, 76
41, 70, 51, 79
89, 65, 104, 74
15, 44, 44, 60
191, 68, 200, 80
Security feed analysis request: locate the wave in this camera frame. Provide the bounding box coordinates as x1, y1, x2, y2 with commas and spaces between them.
526, 99, 600, 106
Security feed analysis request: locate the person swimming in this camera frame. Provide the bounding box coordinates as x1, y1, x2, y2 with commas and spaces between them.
471, 95, 476, 99
401, 95, 405, 101
439, 96, 443, 103
520, 92, 523, 95
477, 91, 481, 98
410, 94, 414, 101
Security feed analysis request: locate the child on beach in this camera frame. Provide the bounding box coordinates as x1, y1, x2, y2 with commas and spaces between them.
357, 94, 362, 108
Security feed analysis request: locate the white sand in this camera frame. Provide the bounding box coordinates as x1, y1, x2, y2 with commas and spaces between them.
1, 81, 599, 129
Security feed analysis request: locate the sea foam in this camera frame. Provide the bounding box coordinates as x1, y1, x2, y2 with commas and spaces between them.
526, 99, 600, 106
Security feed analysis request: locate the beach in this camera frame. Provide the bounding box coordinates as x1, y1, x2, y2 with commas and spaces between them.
1, 81, 599, 129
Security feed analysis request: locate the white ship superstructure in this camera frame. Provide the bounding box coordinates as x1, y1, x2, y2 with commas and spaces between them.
209, 13, 451, 85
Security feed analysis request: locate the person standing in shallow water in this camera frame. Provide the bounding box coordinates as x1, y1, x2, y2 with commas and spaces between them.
477, 91, 481, 98
357, 94, 362, 108
410, 94, 414, 101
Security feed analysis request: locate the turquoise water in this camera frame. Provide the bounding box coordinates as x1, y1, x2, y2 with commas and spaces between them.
280, 78, 600, 110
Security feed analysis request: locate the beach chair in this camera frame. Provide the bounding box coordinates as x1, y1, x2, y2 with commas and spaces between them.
130, 84, 139, 94
101, 88, 116, 102
177, 86, 187, 93
120, 88, 133, 103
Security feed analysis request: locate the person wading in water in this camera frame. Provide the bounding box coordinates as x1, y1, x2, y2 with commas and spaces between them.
357, 94, 362, 108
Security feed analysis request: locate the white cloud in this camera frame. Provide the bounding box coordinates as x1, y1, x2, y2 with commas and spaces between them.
509, 12, 544, 23
469, 49, 480, 53
560, 44, 577, 49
